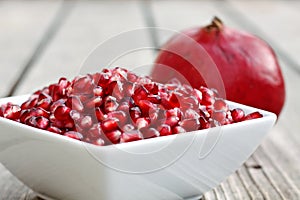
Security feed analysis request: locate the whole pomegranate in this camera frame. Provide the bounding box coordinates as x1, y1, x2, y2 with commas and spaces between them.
152, 17, 285, 116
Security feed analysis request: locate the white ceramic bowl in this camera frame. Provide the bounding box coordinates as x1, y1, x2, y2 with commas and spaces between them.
0, 95, 276, 200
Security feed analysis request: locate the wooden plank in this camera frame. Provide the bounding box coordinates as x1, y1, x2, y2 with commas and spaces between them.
0, 0, 62, 97
0, 1, 64, 199
14, 0, 154, 96
218, 1, 300, 199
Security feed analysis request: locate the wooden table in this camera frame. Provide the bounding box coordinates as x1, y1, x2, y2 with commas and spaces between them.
1, 0, 300, 199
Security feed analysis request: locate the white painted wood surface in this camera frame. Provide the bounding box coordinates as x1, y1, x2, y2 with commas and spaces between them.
0, 1, 299, 199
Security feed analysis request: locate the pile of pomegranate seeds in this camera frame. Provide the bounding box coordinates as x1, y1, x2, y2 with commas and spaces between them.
0, 67, 262, 146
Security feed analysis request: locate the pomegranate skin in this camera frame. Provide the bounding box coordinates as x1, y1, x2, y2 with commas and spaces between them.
152, 17, 285, 116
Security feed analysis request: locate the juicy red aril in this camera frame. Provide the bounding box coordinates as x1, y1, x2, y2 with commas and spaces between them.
138, 100, 156, 115
158, 124, 172, 136
47, 126, 62, 134
54, 105, 71, 121
0, 67, 263, 146
64, 131, 83, 141
66, 96, 84, 112
3, 104, 21, 120
129, 106, 142, 122
141, 127, 160, 138
146, 95, 161, 104
231, 108, 245, 122
95, 108, 107, 121
133, 85, 149, 102
214, 98, 228, 112
107, 111, 127, 126
85, 96, 103, 109
104, 96, 119, 113
88, 123, 102, 139
172, 126, 186, 134
80, 115, 93, 129
164, 116, 179, 127
93, 138, 105, 146
36, 97, 52, 110
101, 118, 119, 133
105, 130, 122, 144
35, 116, 50, 129
93, 86, 103, 97
244, 112, 263, 121
180, 118, 200, 132
120, 130, 142, 143
72, 75, 94, 94
136, 117, 150, 129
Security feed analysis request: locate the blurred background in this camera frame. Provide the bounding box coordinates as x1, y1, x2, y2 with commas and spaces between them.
0, 0, 299, 199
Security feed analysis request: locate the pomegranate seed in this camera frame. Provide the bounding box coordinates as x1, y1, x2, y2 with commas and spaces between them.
80, 115, 93, 129
101, 118, 119, 133
179, 118, 200, 132
54, 105, 71, 121
120, 130, 142, 143
133, 85, 149, 102
123, 81, 134, 96
141, 127, 160, 138
20, 109, 32, 123
3, 104, 21, 120
193, 89, 202, 103
69, 110, 82, 121
50, 99, 66, 113
35, 116, 50, 129
129, 106, 142, 122
88, 123, 102, 139
95, 108, 107, 121
36, 98, 52, 110
64, 131, 83, 141
66, 96, 84, 112
214, 98, 228, 112
93, 86, 103, 97
138, 100, 156, 115
158, 124, 172, 136
146, 95, 161, 104
244, 112, 263, 121
199, 86, 215, 106
136, 117, 150, 129
47, 126, 62, 134
166, 107, 182, 119
172, 126, 186, 134
85, 96, 103, 109
104, 96, 119, 113
107, 111, 127, 126
105, 130, 121, 144
144, 83, 159, 94
199, 117, 210, 129
164, 116, 179, 127
72, 75, 94, 94
184, 108, 200, 119
25, 116, 37, 127
231, 108, 245, 122
21, 97, 38, 110
122, 124, 135, 132
93, 138, 105, 146
212, 111, 227, 125
34, 107, 50, 118
117, 102, 130, 113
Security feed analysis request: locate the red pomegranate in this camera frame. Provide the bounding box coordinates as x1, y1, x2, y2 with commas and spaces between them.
152, 17, 285, 116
